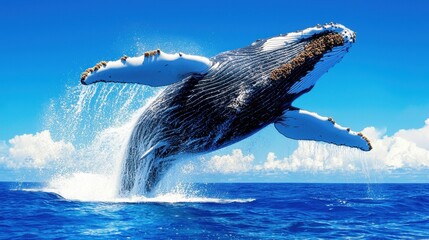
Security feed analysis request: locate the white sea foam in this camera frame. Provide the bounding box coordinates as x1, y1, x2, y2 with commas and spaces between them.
115, 195, 255, 204
46, 172, 118, 202
40, 172, 255, 203
19, 184, 255, 203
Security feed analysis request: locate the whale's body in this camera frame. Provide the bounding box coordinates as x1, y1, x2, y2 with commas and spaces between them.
81, 23, 372, 194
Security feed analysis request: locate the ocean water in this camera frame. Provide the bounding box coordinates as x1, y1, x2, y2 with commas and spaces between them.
2, 182, 428, 239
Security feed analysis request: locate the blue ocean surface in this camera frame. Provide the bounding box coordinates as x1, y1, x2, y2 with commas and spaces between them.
1, 182, 429, 239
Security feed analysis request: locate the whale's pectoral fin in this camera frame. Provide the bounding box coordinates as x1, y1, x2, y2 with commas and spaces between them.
80, 50, 213, 87
274, 108, 372, 151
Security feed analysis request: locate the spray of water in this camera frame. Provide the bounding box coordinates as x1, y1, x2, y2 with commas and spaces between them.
43, 83, 156, 201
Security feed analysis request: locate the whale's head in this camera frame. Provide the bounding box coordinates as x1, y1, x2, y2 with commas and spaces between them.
262, 23, 356, 95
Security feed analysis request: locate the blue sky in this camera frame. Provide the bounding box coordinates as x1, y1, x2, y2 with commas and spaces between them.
1, 0, 429, 182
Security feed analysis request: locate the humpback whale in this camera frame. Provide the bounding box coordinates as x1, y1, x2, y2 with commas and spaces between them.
80, 23, 372, 194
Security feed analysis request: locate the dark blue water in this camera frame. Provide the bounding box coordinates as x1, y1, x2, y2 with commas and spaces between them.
1, 182, 428, 239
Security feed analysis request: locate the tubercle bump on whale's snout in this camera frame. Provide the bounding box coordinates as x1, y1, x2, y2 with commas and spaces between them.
318, 23, 356, 44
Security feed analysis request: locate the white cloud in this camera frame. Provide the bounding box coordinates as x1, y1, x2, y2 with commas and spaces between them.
0, 141, 8, 165
205, 149, 254, 173
0, 121, 133, 174
208, 119, 429, 174
3, 130, 75, 168
3, 119, 429, 180
394, 118, 429, 150
363, 126, 429, 170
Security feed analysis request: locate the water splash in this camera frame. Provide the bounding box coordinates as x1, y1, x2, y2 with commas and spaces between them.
43, 83, 157, 201
44, 84, 153, 144
43, 174, 255, 203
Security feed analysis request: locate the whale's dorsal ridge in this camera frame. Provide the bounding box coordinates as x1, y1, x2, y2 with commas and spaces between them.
81, 50, 212, 87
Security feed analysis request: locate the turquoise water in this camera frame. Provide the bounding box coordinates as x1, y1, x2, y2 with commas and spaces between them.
2, 182, 428, 239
